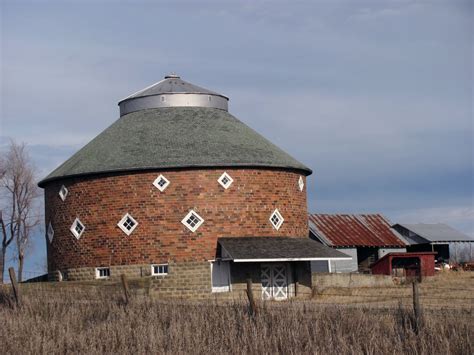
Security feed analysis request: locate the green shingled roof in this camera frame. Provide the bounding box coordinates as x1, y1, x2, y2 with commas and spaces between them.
39, 107, 311, 187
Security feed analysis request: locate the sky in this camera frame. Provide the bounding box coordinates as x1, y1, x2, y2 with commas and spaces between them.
1, 0, 473, 278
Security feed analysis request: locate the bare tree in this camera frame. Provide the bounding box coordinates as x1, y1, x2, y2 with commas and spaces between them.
0, 141, 40, 283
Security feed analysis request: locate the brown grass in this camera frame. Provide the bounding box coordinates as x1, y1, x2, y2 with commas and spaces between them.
0, 282, 472, 355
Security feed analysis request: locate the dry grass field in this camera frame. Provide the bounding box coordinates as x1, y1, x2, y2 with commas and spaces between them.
0, 272, 472, 355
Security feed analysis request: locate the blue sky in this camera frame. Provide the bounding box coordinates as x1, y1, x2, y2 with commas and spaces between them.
1, 0, 473, 277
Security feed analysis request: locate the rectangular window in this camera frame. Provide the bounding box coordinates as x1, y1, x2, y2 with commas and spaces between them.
151, 264, 169, 276
211, 261, 231, 293
95, 267, 110, 279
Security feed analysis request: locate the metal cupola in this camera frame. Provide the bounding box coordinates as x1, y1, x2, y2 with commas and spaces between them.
118, 74, 229, 116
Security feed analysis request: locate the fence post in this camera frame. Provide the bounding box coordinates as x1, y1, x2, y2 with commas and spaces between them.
246, 278, 257, 316
121, 274, 130, 305
412, 280, 422, 332
8, 267, 21, 307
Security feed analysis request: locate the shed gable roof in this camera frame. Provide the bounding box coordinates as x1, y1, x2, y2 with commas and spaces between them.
309, 213, 406, 247
218, 237, 350, 261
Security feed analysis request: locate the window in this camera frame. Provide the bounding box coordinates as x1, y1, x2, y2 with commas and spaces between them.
181, 210, 204, 232
151, 264, 169, 276
118, 213, 138, 236
269, 209, 284, 230
47, 222, 54, 243
298, 176, 304, 192
95, 267, 110, 279
153, 174, 170, 192
218, 172, 234, 189
70, 218, 85, 239
59, 185, 68, 201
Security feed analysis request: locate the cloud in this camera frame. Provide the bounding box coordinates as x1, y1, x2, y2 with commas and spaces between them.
1, 0, 472, 272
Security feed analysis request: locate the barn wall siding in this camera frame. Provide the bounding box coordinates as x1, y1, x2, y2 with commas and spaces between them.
311, 260, 329, 273
44, 168, 308, 276
330, 248, 358, 273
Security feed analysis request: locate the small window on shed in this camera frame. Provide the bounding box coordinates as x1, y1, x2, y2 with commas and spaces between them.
153, 174, 170, 192
59, 185, 68, 201
181, 210, 204, 232
70, 218, 85, 239
269, 209, 284, 230
218, 172, 234, 189
118, 213, 138, 236
298, 176, 304, 192
151, 264, 169, 276
47, 222, 54, 243
95, 267, 110, 279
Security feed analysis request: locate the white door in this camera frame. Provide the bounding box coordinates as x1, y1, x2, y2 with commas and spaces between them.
211, 261, 231, 293
261, 263, 288, 300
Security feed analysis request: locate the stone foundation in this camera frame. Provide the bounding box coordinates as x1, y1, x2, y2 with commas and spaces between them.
48, 261, 315, 300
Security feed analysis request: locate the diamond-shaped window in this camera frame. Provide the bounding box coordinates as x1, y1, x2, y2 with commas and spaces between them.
118, 213, 138, 236
47, 222, 54, 243
70, 218, 85, 239
269, 209, 284, 230
153, 174, 170, 192
181, 210, 204, 232
59, 185, 68, 201
218, 172, 234, 189
298, 176, 304, 192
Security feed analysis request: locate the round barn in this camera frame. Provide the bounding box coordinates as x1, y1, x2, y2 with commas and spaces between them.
39, 74, 346, 299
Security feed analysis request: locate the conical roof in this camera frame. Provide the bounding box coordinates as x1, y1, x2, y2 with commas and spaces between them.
39, 76, 312, 187
118, 74, 229, 116
119, 74, 227, 100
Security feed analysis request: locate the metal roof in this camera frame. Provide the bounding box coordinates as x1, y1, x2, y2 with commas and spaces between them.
39, 107, 312, 187
308, 214, 406, 247
393, 223, 473, 243
217, 237, 350, 262
119, 74, 227, 101
118, 74, 229, 115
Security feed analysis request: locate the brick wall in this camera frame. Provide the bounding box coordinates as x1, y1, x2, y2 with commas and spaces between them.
44, 168, 308, 274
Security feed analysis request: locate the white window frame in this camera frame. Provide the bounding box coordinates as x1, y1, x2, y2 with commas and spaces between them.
151, 264, 169, 276
117, 213, 138, 236
152, 174, 170, 192
298, 176, 304, 192
70, 218, 85, 239
47, 222, 54, 243
59, 185, 68, 201
181, 210, 204, 233
217, 172, 234, 189
95, 267, 110, 279
269, 209, 284, 230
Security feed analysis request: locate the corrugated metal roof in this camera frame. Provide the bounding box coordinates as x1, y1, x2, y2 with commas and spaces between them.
394, 223, 473, 243
308, 214, 406, 247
